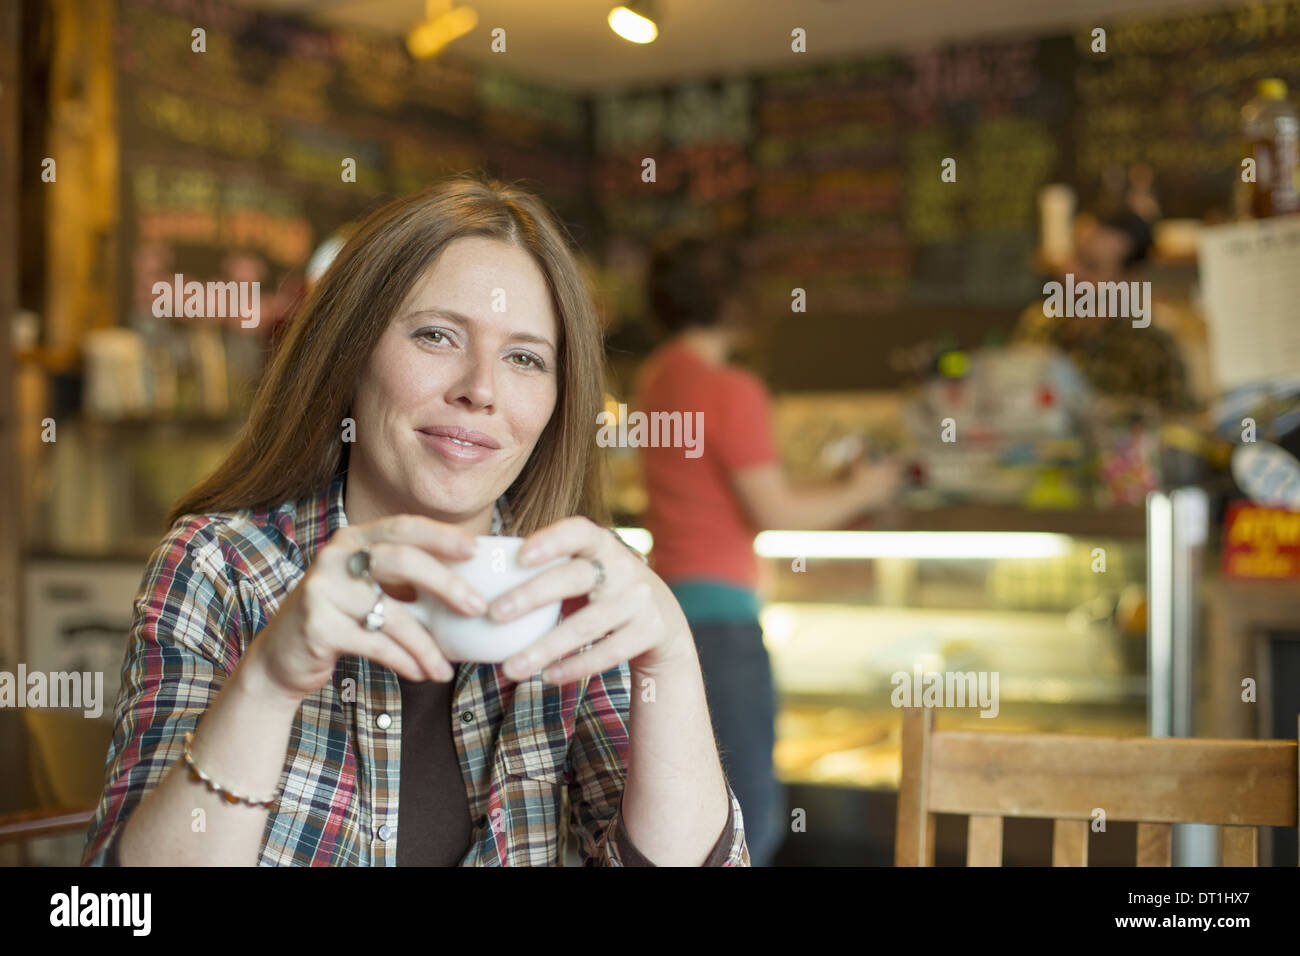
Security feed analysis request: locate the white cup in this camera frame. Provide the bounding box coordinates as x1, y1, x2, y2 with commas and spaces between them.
398, 535, 567, 663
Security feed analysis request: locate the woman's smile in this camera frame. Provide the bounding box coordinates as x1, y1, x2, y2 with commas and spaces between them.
416, 425, 501, 464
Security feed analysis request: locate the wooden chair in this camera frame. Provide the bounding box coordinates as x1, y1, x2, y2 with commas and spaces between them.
895, 706, 1299, 866
0, 710, 110, 861
0, 806, 97, 846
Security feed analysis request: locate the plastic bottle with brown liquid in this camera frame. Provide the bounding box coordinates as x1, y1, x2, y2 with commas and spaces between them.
1239, 78, 1300, 218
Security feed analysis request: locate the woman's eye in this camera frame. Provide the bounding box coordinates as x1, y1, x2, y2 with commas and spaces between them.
510, 352, 544, 370
418, 329, 449, 345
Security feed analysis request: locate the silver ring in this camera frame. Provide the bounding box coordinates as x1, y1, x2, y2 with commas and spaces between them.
347, 548, 373, 579
586, 556, 606, 593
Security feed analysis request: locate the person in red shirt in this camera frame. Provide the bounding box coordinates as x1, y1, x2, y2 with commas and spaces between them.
634, 238, 900, 865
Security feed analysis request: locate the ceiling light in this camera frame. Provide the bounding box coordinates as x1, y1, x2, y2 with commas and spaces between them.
608, 2, 658, 44
407, 0, 478, 60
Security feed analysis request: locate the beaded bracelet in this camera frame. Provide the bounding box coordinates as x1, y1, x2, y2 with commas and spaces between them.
182, 731, 280, 809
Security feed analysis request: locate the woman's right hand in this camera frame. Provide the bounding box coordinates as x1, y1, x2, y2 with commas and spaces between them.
244, 516, 487, 707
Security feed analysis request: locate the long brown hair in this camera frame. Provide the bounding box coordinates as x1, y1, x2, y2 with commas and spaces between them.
169, 173, 609, 535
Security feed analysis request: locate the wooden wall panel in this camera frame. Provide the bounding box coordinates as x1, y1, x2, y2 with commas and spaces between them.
43, 0, 117, 368
0, 0, 23, 836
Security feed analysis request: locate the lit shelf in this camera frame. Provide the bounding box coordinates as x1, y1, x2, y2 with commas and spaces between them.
613, 505, 1147, 545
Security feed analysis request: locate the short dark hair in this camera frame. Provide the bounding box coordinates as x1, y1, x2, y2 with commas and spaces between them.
1098, 210, 1154, 270
647, 237, 746, 333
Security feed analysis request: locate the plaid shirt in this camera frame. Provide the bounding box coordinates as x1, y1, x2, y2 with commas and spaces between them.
81, 470, 749, 866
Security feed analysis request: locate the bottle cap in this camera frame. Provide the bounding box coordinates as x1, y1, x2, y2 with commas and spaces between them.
1257, 78, 1288, 100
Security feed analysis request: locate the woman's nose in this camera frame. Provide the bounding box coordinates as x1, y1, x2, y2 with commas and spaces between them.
451, 352, 496, 408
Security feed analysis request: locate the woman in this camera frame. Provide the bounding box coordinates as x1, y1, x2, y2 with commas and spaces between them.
81, 175, 748, 867
636, 237, 900, 866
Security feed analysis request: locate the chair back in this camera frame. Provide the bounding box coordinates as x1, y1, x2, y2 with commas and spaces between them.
895, 706, 1299, 866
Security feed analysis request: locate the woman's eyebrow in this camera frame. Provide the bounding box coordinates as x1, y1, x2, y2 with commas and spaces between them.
407, 307, 555, 352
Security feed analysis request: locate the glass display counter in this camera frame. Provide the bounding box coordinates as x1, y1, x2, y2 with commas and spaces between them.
751, 511, 1149, 793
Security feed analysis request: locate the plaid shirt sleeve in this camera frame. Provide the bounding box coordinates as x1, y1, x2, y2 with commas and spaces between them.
81, 517, 245, 866
566, 660, 751, 867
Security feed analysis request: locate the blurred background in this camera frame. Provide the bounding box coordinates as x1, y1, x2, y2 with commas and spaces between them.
2, 0, 1300, 865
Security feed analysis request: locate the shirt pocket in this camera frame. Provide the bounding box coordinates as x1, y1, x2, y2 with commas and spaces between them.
497, 719, 569, 784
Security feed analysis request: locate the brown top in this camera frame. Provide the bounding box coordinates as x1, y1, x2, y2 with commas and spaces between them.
394, 673, 472, 865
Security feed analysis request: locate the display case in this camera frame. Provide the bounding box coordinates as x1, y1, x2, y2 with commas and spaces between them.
755, 509, 1149, 793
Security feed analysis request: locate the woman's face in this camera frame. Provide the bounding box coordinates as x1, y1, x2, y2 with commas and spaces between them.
349, 235, 560, 531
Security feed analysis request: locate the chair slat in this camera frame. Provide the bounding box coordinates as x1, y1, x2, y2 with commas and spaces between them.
895, 708, 936, 866
1221, 826, 1259, 866
966, 815, 1002, 866
1052, 819, 1089, 866
1136, 822, 1172, 866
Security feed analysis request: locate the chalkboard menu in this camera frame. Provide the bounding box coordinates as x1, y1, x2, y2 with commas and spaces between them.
592, 78, 755, 238
590, 34, 1073, 334
1074, 1, 1300, 219
115, 0, 592, 328
756, 38, 1070, 312
754, 56, 908, 320
896, 36, 1071, 306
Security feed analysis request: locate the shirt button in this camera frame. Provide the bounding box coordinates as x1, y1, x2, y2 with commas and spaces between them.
377, 824, 392, 841
460, 711, 474, 723
476, 814, 488, 828
375, 713, 392, 730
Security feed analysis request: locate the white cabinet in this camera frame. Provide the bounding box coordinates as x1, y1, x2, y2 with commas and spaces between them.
24, 559, 147, 723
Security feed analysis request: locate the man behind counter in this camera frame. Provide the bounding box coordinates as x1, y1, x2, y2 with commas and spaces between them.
1014, 209, 1198, 414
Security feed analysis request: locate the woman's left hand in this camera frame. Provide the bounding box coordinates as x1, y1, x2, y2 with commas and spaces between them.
490, 517, 693, 684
